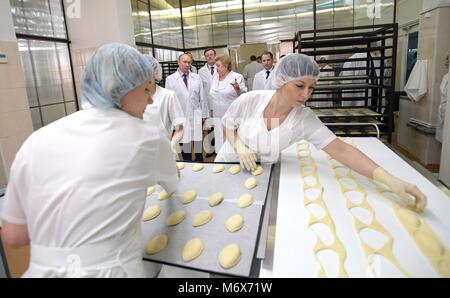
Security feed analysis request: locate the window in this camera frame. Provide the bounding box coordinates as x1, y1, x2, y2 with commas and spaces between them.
405, 31, 418, 85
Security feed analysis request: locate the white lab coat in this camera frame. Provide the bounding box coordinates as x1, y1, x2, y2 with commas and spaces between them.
210, 71, 247, 119
404, 60, 428, 102
340, 52, 380, 107
165, 71, 209, 143
242, 61, 264, 91
143, 85, 186, 139
252, 67, 274, 91
309, 65, 334, 108
1, 108, 178, 277
436, 73, 449, 143
215, 90, 337, 163
198, 63, 216, 113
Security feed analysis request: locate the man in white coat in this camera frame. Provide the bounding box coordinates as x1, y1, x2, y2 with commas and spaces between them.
198, 48, 217, 157
253, 51, 275, 91
436, 51, 449, 143
242, 55, 263, 91
165, 53, 209, 162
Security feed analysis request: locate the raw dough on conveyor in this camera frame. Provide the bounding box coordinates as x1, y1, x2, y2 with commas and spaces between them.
166, 210, 186, 226
182, 238, 204, 262
192, 210, 212, 227
142, 205, 161, 221
218, 244, 241, 269
226, 214, 244, 232
213, 164, 225, 173
208, 193, 224, 207
229, 165, 241, 175
147, 186, 156, 196
245, 178, 257, 189
146, 234, 168, 255
251, 165, 264, 176
238, 194, 253, 208
182, 189, 197, 204
158, 190, 173, 201
192, 164, 204, 172
177, 162, 185, 170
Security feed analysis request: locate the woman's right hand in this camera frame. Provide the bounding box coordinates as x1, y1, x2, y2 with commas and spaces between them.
233, 139, 257, 171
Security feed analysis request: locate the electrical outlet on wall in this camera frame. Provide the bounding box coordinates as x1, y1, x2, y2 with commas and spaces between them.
0, 52, 8, 64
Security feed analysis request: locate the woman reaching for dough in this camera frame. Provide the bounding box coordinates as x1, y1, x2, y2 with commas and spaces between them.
215, 53, 426, 212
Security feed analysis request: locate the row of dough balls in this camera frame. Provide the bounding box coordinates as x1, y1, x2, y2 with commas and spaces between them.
143, 204, 248, 231
146, 235, 241, 269
177, 162, 264, 177
146, 183, 258, 206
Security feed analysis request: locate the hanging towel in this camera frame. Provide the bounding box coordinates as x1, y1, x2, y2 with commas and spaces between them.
404, 60, 428, 102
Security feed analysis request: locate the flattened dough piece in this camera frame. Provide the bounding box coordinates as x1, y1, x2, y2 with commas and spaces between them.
158, 191, 173, 201
192, 210, 212, 227
229, 165, 241, 175
142, 205, 161, 221
182, 189, 197, 204
226, 214, 244, 232
182, 238, 204, 262
213, 164, 225, 173
147, 186, 156, 196
238, 194, 254, 208
166, 210, 186, 226
251, 165, 264, 176
177, 162, 185, 170
244, 177, 257, 190
218, 244, 241, 269
192, 164, 204, 172
208, 193, 224, 207
146, 234, 168, 255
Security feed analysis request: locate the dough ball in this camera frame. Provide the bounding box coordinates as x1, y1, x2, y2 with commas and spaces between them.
213, 164, 225, 173
192, 164, 204, 172
142, 205, 161, 221
218, 243, 241, 269
146, 234, 168, 255
192, 210, 212, 227
229, 165, 241, 175
166, 210, 186, 226
182, 238, 204, 262
208, 193, 224, 207
238, 194, 254, 208
146, 186, 156, 196
158, 191, 173, 201
244, 177, 257, 190
251, 165, 264, 176
177, 162, 185, 170
226, 214, 244, 232
182, 189, 197, 204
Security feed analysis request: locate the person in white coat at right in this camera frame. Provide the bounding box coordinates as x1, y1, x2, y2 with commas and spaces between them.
215, 53, 426, 213
1, 43, 179, 278
165, 53, 209, 162
436, 51, 449, 143
242, 55, 264, 91
253, 51, 275, 91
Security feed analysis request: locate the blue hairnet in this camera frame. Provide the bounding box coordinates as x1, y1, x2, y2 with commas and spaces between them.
144, 55, 163, 82
80, 43, 153, 110
271, 53, 320, 89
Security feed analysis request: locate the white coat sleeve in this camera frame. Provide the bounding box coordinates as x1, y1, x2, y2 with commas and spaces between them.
237, 74, 248, 93
1, 135, 34, 225
199, 79, 209, 118
298, 109, 336, 150
168, 92, 186, 128
155, 136, 179, 193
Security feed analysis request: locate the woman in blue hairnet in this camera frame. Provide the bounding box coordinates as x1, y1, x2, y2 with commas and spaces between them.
1, 43, 179, 277
216, 53, 426, 212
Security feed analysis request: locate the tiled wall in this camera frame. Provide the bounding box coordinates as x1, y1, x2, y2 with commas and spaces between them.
71, 47, 97, 108
0, 41, 33, 188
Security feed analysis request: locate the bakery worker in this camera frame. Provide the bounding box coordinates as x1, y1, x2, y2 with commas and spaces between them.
143, 55, 186, 155
242, 55, 264, 91
165, 53, 209, 162
215, 53, 426, 212
253, 51, 275, 91
0, 43, 179, 277
436, 51, 449, 143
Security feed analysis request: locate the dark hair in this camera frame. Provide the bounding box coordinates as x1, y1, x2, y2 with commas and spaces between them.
250, 55, 257, 61
261, 51, 273, 60
204, 48, 216, 55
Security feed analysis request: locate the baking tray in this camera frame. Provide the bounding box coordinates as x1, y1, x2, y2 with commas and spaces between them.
141, 162, 273, 277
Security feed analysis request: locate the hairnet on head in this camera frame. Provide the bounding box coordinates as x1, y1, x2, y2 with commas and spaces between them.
145, 55, 163, 82
80, 43, 153, 110
271, 53, 320, 89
